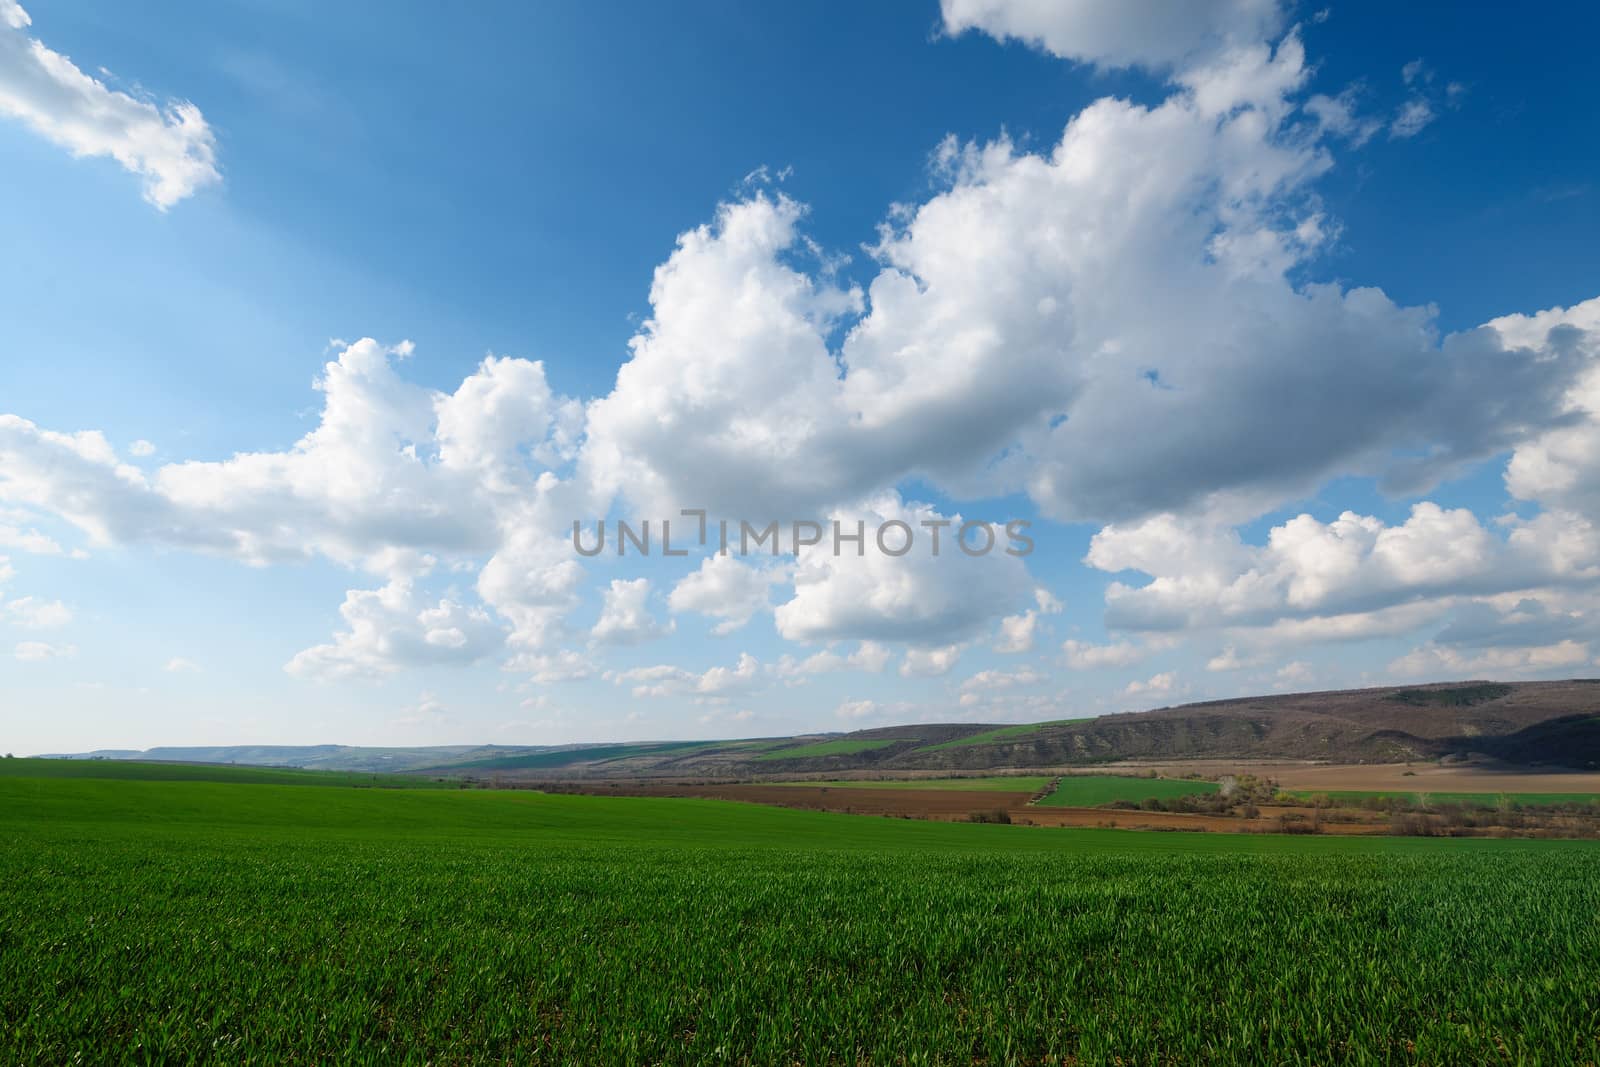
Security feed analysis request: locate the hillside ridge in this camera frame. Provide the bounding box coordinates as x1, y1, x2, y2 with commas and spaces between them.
33, 679, 1600, 775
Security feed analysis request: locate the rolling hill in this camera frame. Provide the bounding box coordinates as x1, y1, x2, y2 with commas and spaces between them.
32, 679, 1600, 778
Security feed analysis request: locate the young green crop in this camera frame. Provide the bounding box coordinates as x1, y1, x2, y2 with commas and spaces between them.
2, 773, 1597, 1064
769, 775, 1053, 792
1034, 774, 1221, 807
754, 738, 902, 760
0, 756, 453, 788
918, 718, 1093, 751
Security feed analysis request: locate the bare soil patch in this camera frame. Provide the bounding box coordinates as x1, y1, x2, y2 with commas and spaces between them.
558, 781, 1038, 820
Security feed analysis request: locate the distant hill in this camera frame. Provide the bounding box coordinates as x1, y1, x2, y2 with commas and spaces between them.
33, 680, 1600, 777
887, 680, 1600, 771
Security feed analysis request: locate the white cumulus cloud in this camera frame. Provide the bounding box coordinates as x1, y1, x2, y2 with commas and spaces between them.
939, 0, 1284, 71
0, 1, 219, 208
773, 495, 1031, 645
590, 578, 674, 646
284, 578, 503, 681
669, 555, 789, 635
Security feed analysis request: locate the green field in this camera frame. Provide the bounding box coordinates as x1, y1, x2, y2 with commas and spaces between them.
3, 769, 1598, 1063
754, 738, 901, 761
772, 775, 1052, 792
919, 718, 1092, 752
0, 756, 452, 788
1035, 774, 1221, 807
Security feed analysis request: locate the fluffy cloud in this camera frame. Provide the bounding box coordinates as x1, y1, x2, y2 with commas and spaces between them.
0, 514, 69, 555
939, 0, 1283, 71
504, 648, 594, 684
0, 1, 219, 208
1500, 297, 1600, 522
1083, 496, 1600, 686
1247, 601, 1455, 647
993, 611, 1037, 654
959, 666, 1046, 693
284, 578, 503, 681
3, 6, 1597, 707
1124, 671, 1176, 697
668, 555, 789, 635
1390, 639, 1592, 680
610, 652, 762, 701
1384, 594, 1600, 681
1434, 598, 1595, 652
0, 417, 195, 551
695, 652, 763, 697
1390, 59, 1451, 140
1090, 503, 1598, 636
775, 641, 890, 678
581, 194, 866, 520
957, 666, 1047, 707
157, 340, 490, 566
1390, 98, 1435, 139
773, 495, 1031, 645
1305, 87, 1382, 147
435, 355, 583, 490
590, 578, 674, 645
477, 527, 585, 653
1, 341, 590, 672
899, 644, 964, 678
1062, 638, 1147, 671
1206, 645, 1266, 672
580, 32, 1581, 534
0, 555, 71, 632
1275, 660, 1313, 686
0, 342, 582, 572
994, 588, 1065, 653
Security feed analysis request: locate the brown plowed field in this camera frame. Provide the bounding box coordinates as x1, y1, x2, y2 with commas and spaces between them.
561, 781, 1036, 819
556, 781, 1400, 834
551, 764, 1600, 836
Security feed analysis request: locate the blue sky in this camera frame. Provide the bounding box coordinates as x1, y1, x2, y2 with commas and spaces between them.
2, 1, 1599, 754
